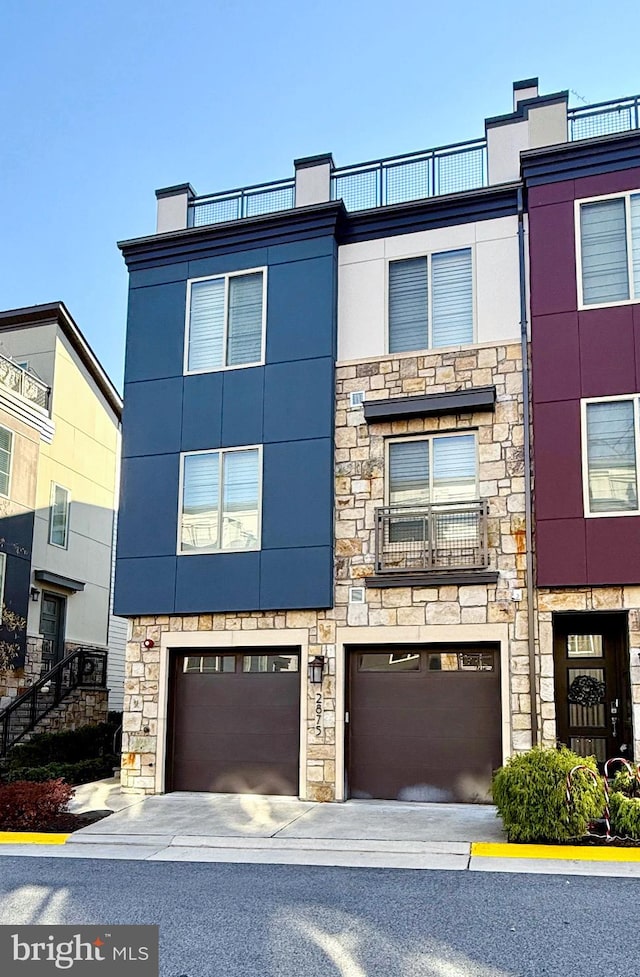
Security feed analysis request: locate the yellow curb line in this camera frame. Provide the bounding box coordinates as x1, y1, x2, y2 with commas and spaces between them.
472, 841, 640, 862
0, 832, 70, 845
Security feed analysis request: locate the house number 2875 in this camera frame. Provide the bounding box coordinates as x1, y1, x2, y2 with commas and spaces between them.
315, 692, 322, 736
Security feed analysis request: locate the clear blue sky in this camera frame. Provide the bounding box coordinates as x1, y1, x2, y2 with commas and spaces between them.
2, 0, 639, 391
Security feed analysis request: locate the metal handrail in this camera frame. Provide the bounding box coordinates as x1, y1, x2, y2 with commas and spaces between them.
0, 645, 107, 756
374, 500, 489, 574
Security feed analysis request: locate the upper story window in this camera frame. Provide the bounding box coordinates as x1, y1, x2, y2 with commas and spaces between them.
185, 269, 266, 374
388, 248, 473, 354
49, 483, 70, 547
583, 396, 640, 516
577, 191, 640, 308
388, 433, 478, 506
179, 446, 262, 554
0, 427, 13, 498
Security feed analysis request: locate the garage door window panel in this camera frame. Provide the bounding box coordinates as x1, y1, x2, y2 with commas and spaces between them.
242, 654, 299, 673
183, 655, 236, 673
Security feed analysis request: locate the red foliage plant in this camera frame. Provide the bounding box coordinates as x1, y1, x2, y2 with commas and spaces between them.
0, 779, 74, 830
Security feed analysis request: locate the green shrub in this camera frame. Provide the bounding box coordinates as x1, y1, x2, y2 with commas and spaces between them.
0, 779, 74, 829
5, 756, 118, 786
610, 792, 640, 839
492, 747, 604, 842
610, 768, 640, 798
7, 722, 118, 771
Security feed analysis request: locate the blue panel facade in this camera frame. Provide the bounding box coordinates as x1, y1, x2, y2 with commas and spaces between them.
115, 229, 338, 616
0, 511, 34, 668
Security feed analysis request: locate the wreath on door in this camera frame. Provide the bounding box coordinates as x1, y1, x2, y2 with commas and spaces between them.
568, 674, 606, 707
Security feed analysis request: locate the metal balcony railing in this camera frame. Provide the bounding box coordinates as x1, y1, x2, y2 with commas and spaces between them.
568, 95, 640, 141
331, 138, 487, 211
189, 178, 295, 226
374, 500, 489, 574
0, 354, 49, 410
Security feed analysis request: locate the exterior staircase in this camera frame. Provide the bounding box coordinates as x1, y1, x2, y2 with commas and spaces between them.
0, 646, 107, 757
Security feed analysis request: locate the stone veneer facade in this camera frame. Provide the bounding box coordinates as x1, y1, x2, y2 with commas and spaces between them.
121, 341, 543, 797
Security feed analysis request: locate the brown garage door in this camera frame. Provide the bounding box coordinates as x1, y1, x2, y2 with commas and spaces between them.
348, 645, 502, 803
168, 650, 300, 795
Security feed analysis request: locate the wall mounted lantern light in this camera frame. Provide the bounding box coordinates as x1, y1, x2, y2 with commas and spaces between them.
30, 587, 40, 602
308, 655, 325, 686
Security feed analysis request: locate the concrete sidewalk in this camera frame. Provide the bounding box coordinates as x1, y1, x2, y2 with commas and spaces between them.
61, 781, 503, 869
3, 779, 640, 876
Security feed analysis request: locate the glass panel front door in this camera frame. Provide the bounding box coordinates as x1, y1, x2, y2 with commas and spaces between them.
40, 593, 65, 673
553, 614, 631, 766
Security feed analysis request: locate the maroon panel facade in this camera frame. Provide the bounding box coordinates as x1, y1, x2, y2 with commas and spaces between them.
530, 165, 640, 586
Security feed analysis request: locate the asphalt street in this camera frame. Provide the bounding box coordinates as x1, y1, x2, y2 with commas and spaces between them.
0, 856, 636, 977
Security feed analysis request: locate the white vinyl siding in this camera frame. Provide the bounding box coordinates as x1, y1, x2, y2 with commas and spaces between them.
49, 483, 70, 547
388, 248, 473, 353
578, 191, 640, 308
0, 427, 12, 497
185, 269, 266, 373
179, 447, 261, 554
583, 397, 640, 516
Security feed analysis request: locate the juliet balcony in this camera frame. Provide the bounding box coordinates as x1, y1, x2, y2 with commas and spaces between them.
370, 500, 498, 589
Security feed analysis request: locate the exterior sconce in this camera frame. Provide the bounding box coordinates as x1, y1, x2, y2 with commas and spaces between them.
308, 655, 325, 686
142, 638, 155, 649
30, 587, 40, 602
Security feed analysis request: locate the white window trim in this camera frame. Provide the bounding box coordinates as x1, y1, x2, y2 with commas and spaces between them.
581, 394, 640, 518
384, 431, 480, 505
0, 425, 13, 500
575, 190, 640, 311
183, 267, 268, 376
177, 444, 263, 556
385, 246, 477, 355
48, 482, 71, 548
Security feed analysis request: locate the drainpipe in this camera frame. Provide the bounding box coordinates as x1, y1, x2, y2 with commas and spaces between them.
517, 186, 539, 747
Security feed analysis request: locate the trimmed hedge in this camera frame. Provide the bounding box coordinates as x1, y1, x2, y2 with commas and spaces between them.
8, 722, 119, 771
492, 746, 604, 842
5, 756, 118, 786
0, 779, 74, 830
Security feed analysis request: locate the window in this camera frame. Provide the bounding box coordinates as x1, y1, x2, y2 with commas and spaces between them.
49, 484, 70, 547
583, 397, 640, 515
388, 434, 477, 507
388, 248, 473, 353
0, 427, 12, 497
179, 447, 261, 553
185, 269, 266, 373
577, 191, 640, 307
183, 655, 236, 673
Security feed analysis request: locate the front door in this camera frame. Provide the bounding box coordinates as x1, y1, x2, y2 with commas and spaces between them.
553, 613, 632, 765
40, 593, 66, 673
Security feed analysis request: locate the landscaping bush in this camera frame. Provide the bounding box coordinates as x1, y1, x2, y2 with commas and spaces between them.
5, 756, 118, 786
492, 746, 604, 842
610, 792, 640, 840
611, 768, 640, 798
0, 779, 74, 830
8, 721, 119, 771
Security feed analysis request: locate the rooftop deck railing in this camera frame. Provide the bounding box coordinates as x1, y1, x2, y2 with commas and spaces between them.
187, 94, 640, 228
568, 95, 640, 142
0, 354, 49, 410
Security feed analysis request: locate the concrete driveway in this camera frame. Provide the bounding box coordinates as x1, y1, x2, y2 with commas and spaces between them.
57, 778, 506, 868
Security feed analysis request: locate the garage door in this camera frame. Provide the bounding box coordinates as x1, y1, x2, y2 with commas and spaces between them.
348, 645, 502, 803
169, 650, 300, 794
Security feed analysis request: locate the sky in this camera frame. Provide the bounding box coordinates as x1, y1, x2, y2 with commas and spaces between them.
1, 0, 640, 392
